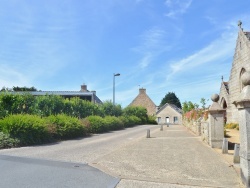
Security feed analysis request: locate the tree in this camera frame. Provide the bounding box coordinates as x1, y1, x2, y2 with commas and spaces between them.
13, 86, 37, 91
182, 101, 196, 113
200, 98, 206, 110
159, 92, 181, 109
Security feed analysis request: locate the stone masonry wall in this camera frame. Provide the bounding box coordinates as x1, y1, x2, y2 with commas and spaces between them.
221, 27, 250, 123
129, 88, 156, 115
156, 105, 182, 124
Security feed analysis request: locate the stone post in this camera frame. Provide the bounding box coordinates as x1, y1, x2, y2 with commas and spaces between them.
208, 94, 226, 148
233, 71, 250, 186
146, 129, 150, 138
196, 120, 201, 136
160, 125, 163, 131
222, 138, 228, 154
234, 144, 240, 164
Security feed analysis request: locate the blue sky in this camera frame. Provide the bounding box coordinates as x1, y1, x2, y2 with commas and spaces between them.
0, 0, 250, 107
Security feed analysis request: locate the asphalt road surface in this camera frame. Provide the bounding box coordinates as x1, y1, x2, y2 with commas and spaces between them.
0, 125, 159, 188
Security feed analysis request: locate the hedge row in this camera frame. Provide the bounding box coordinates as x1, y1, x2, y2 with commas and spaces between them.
0, 114, 156, 149
0, 93, 123, 119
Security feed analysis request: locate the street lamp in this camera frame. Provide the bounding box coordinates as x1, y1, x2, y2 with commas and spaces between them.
113, 73, 120, 105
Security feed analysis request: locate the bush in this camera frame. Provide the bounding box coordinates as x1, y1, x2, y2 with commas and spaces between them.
86, 116, 106, 133
100, 101, 122, 117
0, 114, 51, 146
0, 132, 20, 149
225, 123, 239, 129
103, 116, 124, 131
47, 114, 87, 139
128, 115, 142, 125
122, 106, 148, 124
147, 115, 157, 125
119, 115, 142, 127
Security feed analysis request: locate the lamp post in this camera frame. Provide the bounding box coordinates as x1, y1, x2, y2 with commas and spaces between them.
113, 73, 120, 105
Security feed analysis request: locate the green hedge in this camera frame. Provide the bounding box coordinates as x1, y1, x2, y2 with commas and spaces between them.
47, 114, 87, 139
122, 106, 148, 124
0, 114, 51, 146
86, 116, 106, 133
103, 116, 124, 131
147, 115, 157, 125
0, 132, 20, 149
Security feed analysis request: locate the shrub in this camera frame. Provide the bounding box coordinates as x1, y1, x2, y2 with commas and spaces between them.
225, 123, 239, 129
0, 114, 51, 146
122, 106, 148, 124
47, 114, 87, 139
103, 116, 124, 131
128, 115, 142, 125
86, 116, 106, 133
118, 115, 142, 127
100, 101, 122, 117
0, 132, 20, 149
147, 115, 157, 125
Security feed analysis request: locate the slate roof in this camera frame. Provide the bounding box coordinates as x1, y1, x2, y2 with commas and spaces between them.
223, 82, 229, 94
6, 90, 102, 104
156, 103, 182, 115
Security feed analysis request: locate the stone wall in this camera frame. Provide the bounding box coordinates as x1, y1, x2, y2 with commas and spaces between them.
219, 26, 250, 123
129, 88, 156, 115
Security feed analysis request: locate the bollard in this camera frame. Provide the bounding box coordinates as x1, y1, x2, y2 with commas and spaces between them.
167, 123, 169, 127
146, 129, 150, 138
233, 144, 240, 163
160, 125, 163, 131
222, 138, 228, 154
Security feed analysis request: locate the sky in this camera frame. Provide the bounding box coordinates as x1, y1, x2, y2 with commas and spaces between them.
0, 0, 250, 108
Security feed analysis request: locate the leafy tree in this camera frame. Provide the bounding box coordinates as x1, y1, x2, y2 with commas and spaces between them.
122, 106, 148, 123
182, 101, 196, 113
200, 98, 209, 110
159, 92, 181, 108
13, 86, 37, 91
1, 87, 12, 92
100, 100, 122, 117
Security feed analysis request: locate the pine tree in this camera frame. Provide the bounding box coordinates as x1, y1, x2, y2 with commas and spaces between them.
159, 92, 181, 108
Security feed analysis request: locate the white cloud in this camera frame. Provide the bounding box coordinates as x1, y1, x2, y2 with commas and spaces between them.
133, 27, 171, 69
165, 0, 192, 18
166, 26, 237, 80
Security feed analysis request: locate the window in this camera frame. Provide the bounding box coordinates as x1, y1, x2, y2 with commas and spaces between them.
157, 117, 161, 123
174, 117, 178, 123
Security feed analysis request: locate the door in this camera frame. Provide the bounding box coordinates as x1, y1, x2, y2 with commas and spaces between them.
166, 117, 170, 123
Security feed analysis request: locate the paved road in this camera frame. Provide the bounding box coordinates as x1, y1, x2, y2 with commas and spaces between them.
0, 125, 159, 188
0, 125, 243, 187
0, 125, 159, 163
0, 155, 119, 188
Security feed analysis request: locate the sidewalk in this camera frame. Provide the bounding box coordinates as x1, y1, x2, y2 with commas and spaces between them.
92, 125, 242, 188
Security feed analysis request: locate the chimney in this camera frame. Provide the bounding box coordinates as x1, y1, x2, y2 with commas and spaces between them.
139, 88, 146, 94
80, 84, 87, 92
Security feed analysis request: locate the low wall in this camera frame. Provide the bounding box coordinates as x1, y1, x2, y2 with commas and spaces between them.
183, 117, 209, 145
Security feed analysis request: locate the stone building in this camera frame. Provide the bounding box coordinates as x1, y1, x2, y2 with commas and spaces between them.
218, 21, 250, 123
129, 88, 157, 115
156, 103, 182, 125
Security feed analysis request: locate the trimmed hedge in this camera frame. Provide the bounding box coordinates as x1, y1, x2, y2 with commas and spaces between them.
86, 116, 106, 133
103, 116, 124, 131
0, 132, 20, 149
47, 114, 87, 139
147, 115, 158, 125
0, 114, 51, 146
